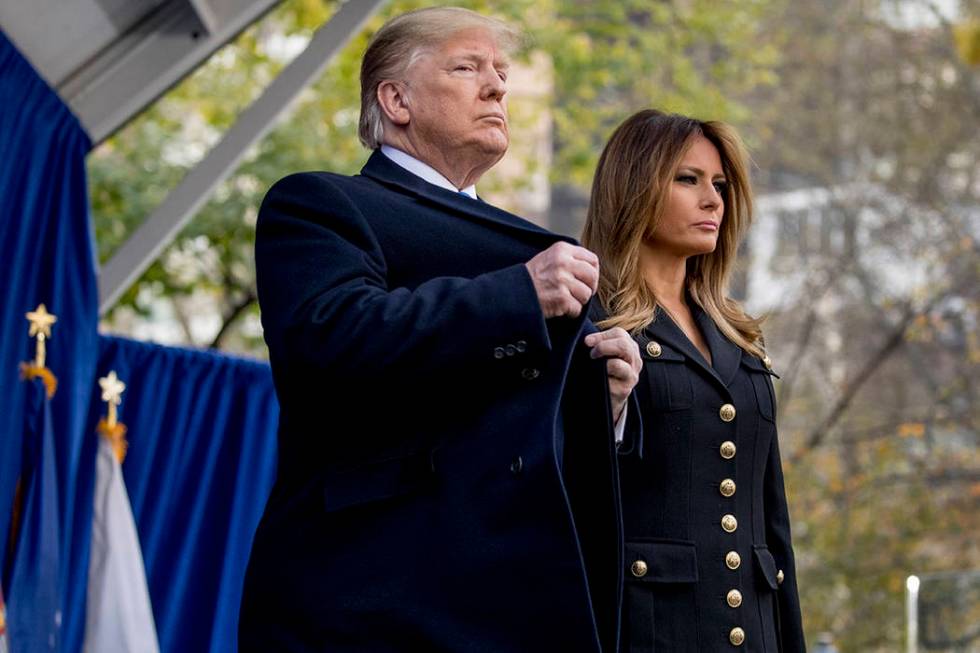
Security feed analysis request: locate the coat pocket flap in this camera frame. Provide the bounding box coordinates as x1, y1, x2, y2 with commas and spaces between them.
323, 450, 435, 513
625, 539, 699, 583
753, 545, 780, 589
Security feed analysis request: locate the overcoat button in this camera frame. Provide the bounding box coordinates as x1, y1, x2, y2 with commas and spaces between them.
730, 627, 745, 646
720, 478, 736, 497
777, 569, 785, 585
516, 340, 527, 353
727, 589, 743, 608
493, 347, 505, 359
631, 560, 648, 577
510, 456, 523, 475
521, 367, 540, 380
721, 514, 738, 533
720, 403, 736, 422
725, 551, 741, 570
645, 341, 662, 357
505, 345, 517, 356
720, 441, 736, 459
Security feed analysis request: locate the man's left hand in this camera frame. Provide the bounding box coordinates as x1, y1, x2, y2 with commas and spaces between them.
584, 328, 641, 423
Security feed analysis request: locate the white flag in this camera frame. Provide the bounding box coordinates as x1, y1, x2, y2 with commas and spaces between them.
83, 437, 159, 653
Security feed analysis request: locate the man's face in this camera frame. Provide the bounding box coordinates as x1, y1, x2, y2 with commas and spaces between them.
402, 28, 510, 165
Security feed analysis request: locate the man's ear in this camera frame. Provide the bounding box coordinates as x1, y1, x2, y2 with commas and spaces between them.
377, 80, 411, 127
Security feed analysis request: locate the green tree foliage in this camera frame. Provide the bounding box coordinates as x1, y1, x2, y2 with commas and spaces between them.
544, 0, 780, 187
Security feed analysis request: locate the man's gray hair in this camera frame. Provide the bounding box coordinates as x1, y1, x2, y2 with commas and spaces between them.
358, 7, 521, 150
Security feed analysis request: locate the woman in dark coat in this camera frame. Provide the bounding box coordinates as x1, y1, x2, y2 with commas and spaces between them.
582, 109, 806, 652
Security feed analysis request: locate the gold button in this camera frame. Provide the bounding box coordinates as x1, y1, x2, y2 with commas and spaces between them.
631, 560, 648, 577
727, 589, 743, 608
719, 403, 736, 422
725, 551, 741, 570
720, 478, 736, 497
762, 354, 773, 370
721, 514, 738, 533
645, 341, 662, 357
730, 627, 746, 646
777, 569, 785, 585
720, 441, 736, 459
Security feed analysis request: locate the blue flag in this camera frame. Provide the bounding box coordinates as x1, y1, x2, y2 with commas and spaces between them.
6, 378, 62, 652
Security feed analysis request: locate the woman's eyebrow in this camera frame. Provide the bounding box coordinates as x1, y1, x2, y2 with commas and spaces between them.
678, 165, 726, 179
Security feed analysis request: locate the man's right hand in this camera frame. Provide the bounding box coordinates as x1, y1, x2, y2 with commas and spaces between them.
525, 242, 599, 318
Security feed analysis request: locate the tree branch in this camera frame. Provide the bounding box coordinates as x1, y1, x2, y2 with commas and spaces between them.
792, 302, 920, 462
209, 288, 256, 350
777, 266, 844, 409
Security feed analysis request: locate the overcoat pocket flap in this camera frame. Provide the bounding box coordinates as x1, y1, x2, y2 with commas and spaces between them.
625, 539, 699, 583
322, 450, 434, 513
753, 545, 780, 589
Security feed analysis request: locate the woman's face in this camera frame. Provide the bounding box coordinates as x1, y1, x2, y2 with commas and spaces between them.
649, 136, 727, 258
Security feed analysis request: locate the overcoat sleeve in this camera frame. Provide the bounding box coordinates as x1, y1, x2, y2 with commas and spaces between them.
763, 422, 807, 652
255, 172, 551, 388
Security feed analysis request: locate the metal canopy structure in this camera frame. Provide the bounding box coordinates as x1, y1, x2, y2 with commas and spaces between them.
1, 0, 387, 314
1, 0, 283, 145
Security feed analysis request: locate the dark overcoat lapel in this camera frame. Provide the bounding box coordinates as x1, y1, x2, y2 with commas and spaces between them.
360, 150, 561, 242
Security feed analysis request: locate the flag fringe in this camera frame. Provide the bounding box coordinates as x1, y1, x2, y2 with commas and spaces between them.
96, 419, 128, 463
19, 363, 57, 398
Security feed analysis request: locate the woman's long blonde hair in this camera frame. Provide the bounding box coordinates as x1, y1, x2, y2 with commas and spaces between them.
581, 109, 764, 356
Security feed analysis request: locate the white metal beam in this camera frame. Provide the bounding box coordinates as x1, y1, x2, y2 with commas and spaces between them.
188, 0, 221, 34
58, 0, 282, 145
97, 0, 387, 315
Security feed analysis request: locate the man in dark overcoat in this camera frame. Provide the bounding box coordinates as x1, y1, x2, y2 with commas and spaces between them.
238, 7, 641, 652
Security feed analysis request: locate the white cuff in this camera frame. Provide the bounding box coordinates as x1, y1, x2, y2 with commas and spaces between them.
613, 404, 627, 444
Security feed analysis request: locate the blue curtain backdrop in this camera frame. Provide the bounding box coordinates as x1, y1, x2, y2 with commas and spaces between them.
87, 336, 278, 652
0, 26, 99, 651
1, 30, 280, 651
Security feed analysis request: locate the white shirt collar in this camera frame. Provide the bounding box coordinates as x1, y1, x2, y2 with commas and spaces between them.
380, 145, 478, 199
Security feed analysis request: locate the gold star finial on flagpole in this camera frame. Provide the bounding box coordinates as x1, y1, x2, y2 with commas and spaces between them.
97, 371, 129, 462
20, 303, 59, 397
99, 371, 126, 427
25, 303, 57, 368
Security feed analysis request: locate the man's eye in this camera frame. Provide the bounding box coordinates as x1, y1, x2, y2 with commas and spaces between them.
497, 71, 507, 81
455, 65, 474, 72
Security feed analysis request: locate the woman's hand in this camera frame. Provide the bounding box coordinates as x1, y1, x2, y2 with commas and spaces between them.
584, 328, 642, 423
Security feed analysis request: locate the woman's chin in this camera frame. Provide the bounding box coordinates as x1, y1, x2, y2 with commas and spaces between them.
686, 239, 719, 257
